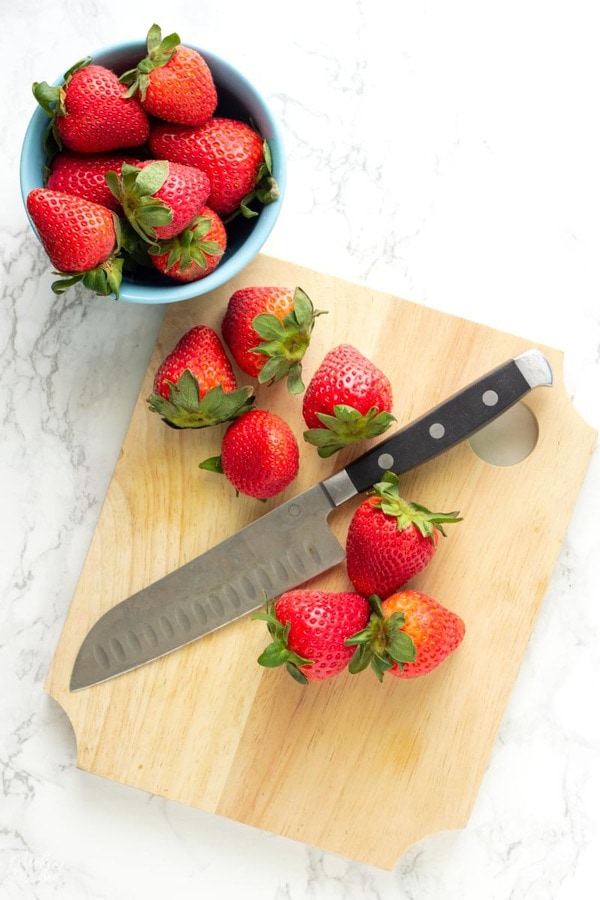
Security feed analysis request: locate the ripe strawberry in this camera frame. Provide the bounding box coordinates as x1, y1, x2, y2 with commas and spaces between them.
346, 472, 462, 598
33, 60, 149, 155
147, 325, 254, 429
149, 207, 226, 283
120, 24, 217, 126
106, 160, 211, 243
26, 187, 123, 297
200, 409, 299, 499
302, 344, 395, 457
221, 286, 325, 394
346, 591, 465, 680
255, 591, 371, 684
46, 151, 141, 212
149, 117, 279, 217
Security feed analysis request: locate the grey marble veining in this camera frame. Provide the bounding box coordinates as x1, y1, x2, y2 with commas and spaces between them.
2, 1, 600, 897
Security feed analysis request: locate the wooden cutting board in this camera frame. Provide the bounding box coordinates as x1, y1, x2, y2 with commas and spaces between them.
46, 254, 596, 870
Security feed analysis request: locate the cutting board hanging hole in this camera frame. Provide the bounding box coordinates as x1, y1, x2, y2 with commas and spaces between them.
468, 402, 539, 466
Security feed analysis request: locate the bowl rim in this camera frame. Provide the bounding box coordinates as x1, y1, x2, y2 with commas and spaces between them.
20, 40, 286, 304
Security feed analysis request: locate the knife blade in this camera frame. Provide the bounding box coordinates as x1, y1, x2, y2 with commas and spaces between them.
70, 349, 552, 690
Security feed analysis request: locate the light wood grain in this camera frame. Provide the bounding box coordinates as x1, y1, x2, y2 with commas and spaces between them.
45, 254, 596, 869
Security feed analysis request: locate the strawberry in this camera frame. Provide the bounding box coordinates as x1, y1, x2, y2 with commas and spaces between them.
46, 151, 142, 211
254, 591, 371, 684
120, 24, 217, 126
26, 187, 123, 297
147, 325, 254, 429
105, 160, 211, 243
346, 592, 465, 680
149, 117, 279, 217
221, 286, 325, 394
200, 409, 299, 499
149, 207, 226, 282
33, 60, 149, 156
302, 344, 395, 457
346, 472, 462, 598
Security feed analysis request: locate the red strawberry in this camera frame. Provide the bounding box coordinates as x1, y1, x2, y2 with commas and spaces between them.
46, 151, 142, 211
346, 472, 462, 598
106, 160, 211, 243
149, 207, 226, 283
33, 60, 149, 155
200, 409, 299, 499
149, 117, 279, 217
255, 591, 371, 683
221, 286, 325, 394
147, 325, 254, 429
26, 187, 123, 297
302, 344, 395, 457
120, 24, 217, 126
346, 591, 465, 680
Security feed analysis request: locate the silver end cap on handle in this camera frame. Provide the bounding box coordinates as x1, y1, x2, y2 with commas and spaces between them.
515, 349, 553, 389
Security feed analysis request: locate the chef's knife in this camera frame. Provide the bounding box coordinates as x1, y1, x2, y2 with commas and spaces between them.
70, 349, 552, 690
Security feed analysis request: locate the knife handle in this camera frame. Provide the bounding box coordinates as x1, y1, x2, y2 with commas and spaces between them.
332, 350, 552, 499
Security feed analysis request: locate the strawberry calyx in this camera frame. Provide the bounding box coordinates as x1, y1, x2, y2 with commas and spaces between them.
252, 598, 313, 685
147, 369, 255, 429
105, 161, 173, 243
120, 24, 180, 101
148, 214, 225, 272
345, 595, 416, 682
251, 288, 326, 394
237, 141, 280, 220
51, 255, 124, 298
371, 472, 462, 538
32, 57, 92, 161
304, 405, 396, 458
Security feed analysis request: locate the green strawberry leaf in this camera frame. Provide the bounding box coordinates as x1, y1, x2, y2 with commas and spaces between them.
249, 288, 326, 395
128, 161, 169, 198
198, 455, 224, 474
371, 471, 462, 537
252, 598, 312, 684
51, 255, 124, 299
149, 216, 225, 273
107, 163, 172, 243
252, 315, 288, 342
345, 599, 415, 681
120, 24, 180, 99
238, 140, 281, 219
147, 371, 255, 429
304, 405, 396, 458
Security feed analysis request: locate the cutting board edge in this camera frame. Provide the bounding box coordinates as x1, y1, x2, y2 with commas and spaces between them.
41, 253, 599, 870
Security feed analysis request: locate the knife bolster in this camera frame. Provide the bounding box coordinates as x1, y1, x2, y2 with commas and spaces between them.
321, 469, 359, 506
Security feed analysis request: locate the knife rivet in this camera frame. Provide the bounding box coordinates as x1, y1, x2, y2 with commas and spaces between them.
482, 389, 499, 406
377, 452, 395, 470
288, 503, 301, 518
429, 422, 445, 439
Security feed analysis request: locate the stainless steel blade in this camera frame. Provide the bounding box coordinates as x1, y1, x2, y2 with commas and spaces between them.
70, 482, 346, 690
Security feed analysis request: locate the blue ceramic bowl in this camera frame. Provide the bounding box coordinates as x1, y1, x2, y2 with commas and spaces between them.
20, 41, 286, 303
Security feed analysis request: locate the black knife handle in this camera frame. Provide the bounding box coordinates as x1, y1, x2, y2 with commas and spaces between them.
338, 350, 552, 497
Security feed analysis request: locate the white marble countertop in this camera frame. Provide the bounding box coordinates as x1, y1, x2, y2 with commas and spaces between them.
2, 1, 599, 897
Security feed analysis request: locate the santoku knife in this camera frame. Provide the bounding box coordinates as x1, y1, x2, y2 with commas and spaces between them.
70, 349, 553, 690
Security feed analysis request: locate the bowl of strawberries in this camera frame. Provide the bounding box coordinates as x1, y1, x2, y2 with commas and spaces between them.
20, 25, 285, 303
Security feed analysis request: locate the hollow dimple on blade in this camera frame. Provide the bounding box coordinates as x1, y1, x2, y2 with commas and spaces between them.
70, 484, 346, 690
